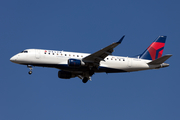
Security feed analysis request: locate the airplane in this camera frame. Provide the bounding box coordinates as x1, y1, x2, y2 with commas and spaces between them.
10, 35, 172, 83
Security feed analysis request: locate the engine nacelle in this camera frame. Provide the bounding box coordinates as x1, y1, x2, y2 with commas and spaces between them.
68, 59, 84, 67
58, 71, 76, 79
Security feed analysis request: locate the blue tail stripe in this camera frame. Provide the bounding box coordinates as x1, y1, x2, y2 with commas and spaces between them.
155, 47, 164, 59
140, 51, 151, 60
155, 36, 166, 43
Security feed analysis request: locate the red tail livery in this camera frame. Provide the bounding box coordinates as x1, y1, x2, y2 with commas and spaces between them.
140, 36, 166, 60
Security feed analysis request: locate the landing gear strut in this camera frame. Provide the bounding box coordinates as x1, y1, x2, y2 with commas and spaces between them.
27, 65, 33, 75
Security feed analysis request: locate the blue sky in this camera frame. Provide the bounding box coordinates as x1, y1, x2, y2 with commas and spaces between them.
1, 0, 180, 120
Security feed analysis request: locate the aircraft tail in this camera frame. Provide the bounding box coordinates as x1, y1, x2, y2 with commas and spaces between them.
140, 36, 166, 60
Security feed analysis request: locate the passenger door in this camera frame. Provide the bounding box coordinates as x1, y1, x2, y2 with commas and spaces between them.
35, 50, 41, 59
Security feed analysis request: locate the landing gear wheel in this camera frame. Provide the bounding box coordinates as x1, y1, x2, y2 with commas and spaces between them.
27, 65, 33, 75
28, 71, 32, 75
82, 77, 88, 83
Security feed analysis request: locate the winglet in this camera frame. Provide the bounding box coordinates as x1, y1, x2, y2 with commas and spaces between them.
117, 35, 125, 44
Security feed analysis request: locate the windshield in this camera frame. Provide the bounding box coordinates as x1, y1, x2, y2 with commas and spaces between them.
21, 50, 28, 53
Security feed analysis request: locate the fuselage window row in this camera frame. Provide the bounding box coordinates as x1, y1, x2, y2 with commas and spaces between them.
44, 52, 84, 58
44, 51, 125, 61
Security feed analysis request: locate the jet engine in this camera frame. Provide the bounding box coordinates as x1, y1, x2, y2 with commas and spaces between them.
68, 59, 85, 67
58, 70, 77, 79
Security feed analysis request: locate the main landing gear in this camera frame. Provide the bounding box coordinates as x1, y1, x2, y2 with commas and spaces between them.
27, 65, 33, 75
79, 70, 94, 83
82, 77, 89, 83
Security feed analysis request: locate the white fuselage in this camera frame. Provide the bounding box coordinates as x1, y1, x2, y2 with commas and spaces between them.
10, 49, 161, 73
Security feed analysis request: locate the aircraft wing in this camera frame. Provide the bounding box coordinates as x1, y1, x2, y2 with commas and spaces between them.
82, 35, 125, 66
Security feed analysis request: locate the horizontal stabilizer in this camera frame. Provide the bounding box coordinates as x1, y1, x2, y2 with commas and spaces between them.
148, 54, 172, 65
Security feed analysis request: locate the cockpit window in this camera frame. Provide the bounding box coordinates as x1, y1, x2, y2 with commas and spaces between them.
21, 51, 28, 53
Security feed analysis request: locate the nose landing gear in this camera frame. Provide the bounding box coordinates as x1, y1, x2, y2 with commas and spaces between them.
28, 71, 32, 75
27, 65, 33, 75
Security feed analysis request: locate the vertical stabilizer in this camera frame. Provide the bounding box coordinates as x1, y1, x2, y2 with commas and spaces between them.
140, 36, 166, 60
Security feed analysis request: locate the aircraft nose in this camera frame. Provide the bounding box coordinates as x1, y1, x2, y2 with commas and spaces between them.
10, 55, 17, 63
